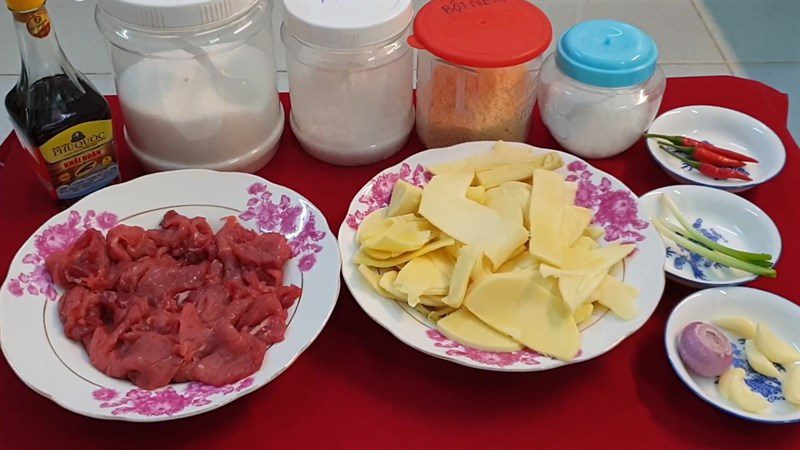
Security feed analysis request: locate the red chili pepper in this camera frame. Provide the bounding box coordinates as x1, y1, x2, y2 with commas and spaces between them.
693, 140, 759, 164
665, 144, 746, 168
660, 147, 753, 181
698, 163, 752, 181
645, 134, 759, 163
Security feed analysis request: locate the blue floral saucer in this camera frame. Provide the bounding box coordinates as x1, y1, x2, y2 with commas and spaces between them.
641, 185, 781, 288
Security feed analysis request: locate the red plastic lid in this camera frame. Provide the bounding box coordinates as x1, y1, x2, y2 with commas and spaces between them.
408, 0, 552, 69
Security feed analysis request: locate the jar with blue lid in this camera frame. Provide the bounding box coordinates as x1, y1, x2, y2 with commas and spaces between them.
538, 20, 666, 158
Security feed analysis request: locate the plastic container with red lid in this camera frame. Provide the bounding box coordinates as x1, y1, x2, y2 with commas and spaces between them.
410, 0, 552, 148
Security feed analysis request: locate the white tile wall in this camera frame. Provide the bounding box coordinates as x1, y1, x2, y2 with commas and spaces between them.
0, 0, 729, 75
574, 0, 725, 64
0, 0, 112, 76
694, 0, 800, 138
271, 0, 288, 72
0, 75, 15, 141
1, 0, 799, 142
85, 73, 115, 95
695, 0, 800, 63
534, 1, 582, 57
0, 0, 287, 75
0, 2, 18, 75
661, 63, 731, 77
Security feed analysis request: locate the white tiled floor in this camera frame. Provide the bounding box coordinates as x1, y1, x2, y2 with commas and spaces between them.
578, 1, 725, 63
1, 0, 798, 141
661, 64, 732, 77
695, 0, 800, 63
694, 0, 800, 139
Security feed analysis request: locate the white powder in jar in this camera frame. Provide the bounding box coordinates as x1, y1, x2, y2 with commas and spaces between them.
116, 43, 283, 172
539, 78, 664, 159
286, 50, 415, 166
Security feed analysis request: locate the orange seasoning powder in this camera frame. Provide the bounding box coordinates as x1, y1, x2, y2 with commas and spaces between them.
408, 0, 552, 149
417, 61, 535, 149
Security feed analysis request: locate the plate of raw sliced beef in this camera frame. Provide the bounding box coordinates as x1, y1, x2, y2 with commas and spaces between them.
0, 170, 340, 421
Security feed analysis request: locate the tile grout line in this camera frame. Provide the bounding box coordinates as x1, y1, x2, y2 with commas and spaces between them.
689, 0, 734, 75
708, 61, 800, 66
659, 63, 730, 66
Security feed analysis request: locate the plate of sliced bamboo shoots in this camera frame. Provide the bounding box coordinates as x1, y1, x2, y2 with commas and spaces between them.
339, 141, 666, 370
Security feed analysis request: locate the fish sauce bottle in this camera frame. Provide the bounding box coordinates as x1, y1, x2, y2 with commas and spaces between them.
4, 0, 120, 202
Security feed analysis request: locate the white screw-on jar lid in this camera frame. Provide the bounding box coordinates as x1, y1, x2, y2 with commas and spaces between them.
97, 0, 258, 30
283, 0, 412, 49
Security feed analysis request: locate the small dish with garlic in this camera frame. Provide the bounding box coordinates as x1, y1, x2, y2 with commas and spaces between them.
666, 286, 800, 424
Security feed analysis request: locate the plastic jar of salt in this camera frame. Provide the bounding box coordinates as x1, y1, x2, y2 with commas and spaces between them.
282, 0, 414, 166
537, 20, 666, 159
95, 0, 283, 173
411, 0, 552, 149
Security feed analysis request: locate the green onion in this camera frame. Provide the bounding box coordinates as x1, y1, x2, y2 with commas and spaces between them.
658, 220, 774, 269
652, 218, 776, 278
748, 259, 776, 268
661, 194, 772, 262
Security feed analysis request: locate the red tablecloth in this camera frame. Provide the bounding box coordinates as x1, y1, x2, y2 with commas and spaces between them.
1, 77, 798, 449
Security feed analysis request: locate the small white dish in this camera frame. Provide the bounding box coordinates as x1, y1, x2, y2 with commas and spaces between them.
646, 105, 785, 193
0, 170, 341, 421
339, 141, 666, 372
665, 287, 800, 424
641, 185, 781, 288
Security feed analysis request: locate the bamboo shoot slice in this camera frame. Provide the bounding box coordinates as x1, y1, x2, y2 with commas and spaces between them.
529, 169, 565, 266
465, 273, 580, 361
590, 275, 639, 321
437, 308, 523, 352
442, 246, 482, 308
386, 180, 423, 217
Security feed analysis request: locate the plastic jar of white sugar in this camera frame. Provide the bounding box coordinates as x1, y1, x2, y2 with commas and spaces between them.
96, 0, 283, 173
538, 20, 666, 159
282, 0, 415, 166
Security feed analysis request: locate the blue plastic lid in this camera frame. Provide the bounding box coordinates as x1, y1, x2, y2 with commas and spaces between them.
556, 20, 658, 88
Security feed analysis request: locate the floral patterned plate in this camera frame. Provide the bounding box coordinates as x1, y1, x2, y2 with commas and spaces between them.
641, 185, 781, 288
0, 170, 341, 421
665, 287, 800, 424
338, 141, 665, 371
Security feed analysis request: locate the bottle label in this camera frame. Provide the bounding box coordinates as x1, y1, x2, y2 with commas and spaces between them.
25, 10, 51, 38
36, 120, 120, 200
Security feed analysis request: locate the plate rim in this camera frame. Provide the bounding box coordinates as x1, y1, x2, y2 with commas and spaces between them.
0, 169, 342, 421
338, 140, 666, 372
